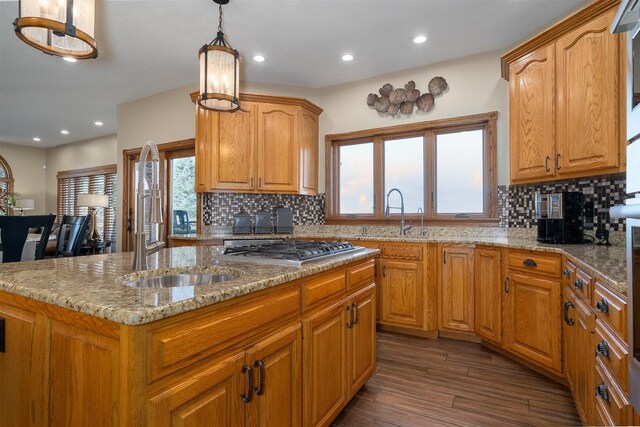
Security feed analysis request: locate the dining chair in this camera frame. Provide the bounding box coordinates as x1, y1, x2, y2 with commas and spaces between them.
0, 214, 56, 263
173, 210, 191, 235
55, 215, 91, 257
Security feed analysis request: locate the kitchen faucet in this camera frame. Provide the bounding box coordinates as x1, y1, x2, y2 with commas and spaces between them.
385, 188, 412, 235
417, 207, 425, 236
132, 141, 165, 271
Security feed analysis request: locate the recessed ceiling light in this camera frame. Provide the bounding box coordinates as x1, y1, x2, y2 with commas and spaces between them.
60, 130, 69, 135
413, 35, 427, 44
253, 55, 265, 62
62, 56, 77, 63
32, 137, 41, 142
94, 121, 103, 126
342, 54, 354, 62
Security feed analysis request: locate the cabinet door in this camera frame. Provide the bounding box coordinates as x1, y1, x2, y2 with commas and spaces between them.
505, 272, 562, 372
439, 247, 474, 332
347, 284, 376, 399
256, 103, 299, 192
300, 108, 319, 195
380, 260, 423, 328
556, 10, 620, 175
212, 102, 257, 191
245, 324, 301, 427
302, 300, 348, 427
509, 44, 556, 182
474, 248, 502, 343
147, 351, 245, 427
0, 303, 45, 427
195, 106, 215, 192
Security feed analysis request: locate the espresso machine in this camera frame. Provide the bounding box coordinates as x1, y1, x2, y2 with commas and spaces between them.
534, 192, 585, 244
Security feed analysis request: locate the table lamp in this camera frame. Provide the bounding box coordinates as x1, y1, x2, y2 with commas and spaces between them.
78, 193, 109, 242
14, 198, 35, 216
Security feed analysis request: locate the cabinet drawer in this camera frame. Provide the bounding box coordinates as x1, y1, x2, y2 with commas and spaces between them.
382, 244, 422, 260
507, 251, 561, 277
572, 268, 593, 302
302, 271, 346, 311
594, 357, 631, 426
346, 260, 375, 290
149, 286, 300, 382
592, 281, 627, 342
595, 319, 628, 391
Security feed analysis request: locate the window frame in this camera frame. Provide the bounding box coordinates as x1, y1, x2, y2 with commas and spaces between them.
326, 111, 498, 225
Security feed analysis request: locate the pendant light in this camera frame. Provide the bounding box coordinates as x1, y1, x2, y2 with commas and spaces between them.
13, 0, 97, 60
198, 0, 240, 112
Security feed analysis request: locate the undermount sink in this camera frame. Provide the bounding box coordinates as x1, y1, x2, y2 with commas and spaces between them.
123, 273, 237, 288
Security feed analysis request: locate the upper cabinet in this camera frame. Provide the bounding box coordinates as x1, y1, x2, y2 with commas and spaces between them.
192, 93, 322, 194
503, 1, 626, 184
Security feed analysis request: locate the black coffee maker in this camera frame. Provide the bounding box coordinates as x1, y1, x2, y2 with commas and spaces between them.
534, 192, 585, 244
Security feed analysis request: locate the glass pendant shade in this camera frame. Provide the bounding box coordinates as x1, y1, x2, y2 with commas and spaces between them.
14, 0, 97, 59
198, 43, 240, 112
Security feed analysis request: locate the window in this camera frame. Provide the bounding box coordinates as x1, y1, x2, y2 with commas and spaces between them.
57, 165, 117, 242
327, 112, 497, 223
0, 154, 14, 215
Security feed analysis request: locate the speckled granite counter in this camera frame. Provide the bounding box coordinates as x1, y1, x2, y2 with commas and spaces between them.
171, 231, 627, 294
0, 246, 378, 326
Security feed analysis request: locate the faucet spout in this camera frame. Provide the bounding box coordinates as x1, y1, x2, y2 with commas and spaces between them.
385, 188, 411, 235
132, 141, 165, 271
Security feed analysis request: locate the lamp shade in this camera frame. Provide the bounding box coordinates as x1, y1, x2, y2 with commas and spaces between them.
13, 0, 97, 60
15, 199, 35, 210
198, 43, 240, 111
77, 193, 108, 208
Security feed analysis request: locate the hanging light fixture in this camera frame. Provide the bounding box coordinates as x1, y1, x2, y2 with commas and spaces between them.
13, 0, 97, 60
198, 0, 240, 112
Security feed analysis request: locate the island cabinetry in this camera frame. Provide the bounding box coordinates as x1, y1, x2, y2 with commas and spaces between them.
193, 93, 322, 194
504, 250, 562, 373
439, 245, 475, 333
474, 247, 502, 344
379, 243, 424, 329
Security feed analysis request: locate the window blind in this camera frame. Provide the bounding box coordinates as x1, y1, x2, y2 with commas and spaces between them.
57, 165, 117, 242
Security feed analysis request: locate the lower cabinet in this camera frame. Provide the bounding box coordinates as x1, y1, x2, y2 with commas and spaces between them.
504, 272, 562, 372
439, 245, 474, 333
380, 259, 423, 328
148, 324, 302, 427
474, 247, 502, 344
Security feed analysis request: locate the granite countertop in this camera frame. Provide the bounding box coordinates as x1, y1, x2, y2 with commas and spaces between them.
170, 232, 627, 294
0, 246, 378, 326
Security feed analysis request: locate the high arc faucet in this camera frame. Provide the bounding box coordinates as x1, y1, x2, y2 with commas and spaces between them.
385, 188, 412, 235
132, 141, 165, 271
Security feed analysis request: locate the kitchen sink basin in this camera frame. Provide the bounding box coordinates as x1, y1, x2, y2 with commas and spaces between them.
123, 273, 237, 288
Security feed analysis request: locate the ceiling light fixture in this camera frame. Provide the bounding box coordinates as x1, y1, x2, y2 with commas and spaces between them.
413, 35, 427, 44
60, 130, 69, 135
32, 137, 41, 142
342, 54, 354, 62
13, 0, 98, 60
197, 0, 240, 112
253, 55, 265, 63
94, 121, 103, 126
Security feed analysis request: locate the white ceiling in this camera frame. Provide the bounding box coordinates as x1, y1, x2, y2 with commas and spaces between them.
0, 0, 588, 148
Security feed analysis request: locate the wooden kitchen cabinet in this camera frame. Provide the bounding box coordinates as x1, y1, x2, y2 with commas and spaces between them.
193, 93, 322, 194
439, 245, 474, 333
503, 2, 625, 183
474, 247, 502, 344
380, 259, 423, 328
504, 272, 562, 373
347, 285, 376, 399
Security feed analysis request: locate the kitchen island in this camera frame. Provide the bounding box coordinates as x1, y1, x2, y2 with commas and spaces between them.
0, 246, 378, 426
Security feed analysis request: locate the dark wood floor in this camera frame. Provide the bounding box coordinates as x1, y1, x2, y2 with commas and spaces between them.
333, 331, 581, 427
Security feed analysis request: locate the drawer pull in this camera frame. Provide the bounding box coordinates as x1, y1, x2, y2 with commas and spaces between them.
595, 383, 609, 402
563, 301, 575, 326
595, 340, 610, 358
545, 156, 551, 173
352, 302, 359, 325
523, 258, 537, 268
574, 279, 584, 290
254, 360, 265, 396
346, 305, 354, 329
504, 277, 510, 294
596, 298, 610, 314
241, 364, 254, 403
563, 268, 571, 278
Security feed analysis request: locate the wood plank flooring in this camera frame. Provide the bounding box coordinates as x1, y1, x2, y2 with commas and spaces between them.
333, 331, 581, 427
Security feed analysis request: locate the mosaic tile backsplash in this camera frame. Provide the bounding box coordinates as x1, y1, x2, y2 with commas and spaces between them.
202, 192, 325, 226
499, 173, 627, 231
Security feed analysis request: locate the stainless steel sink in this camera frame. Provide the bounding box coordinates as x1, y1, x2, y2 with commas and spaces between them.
123, 273, 237, 288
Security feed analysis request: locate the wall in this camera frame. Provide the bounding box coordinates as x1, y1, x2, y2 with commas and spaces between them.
44, 134, 117, 213
317, 50, 510, 189
0, 142, 47, 214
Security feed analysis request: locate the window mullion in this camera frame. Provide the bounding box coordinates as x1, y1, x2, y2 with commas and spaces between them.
373, 136, 384, 219
425, 130, 436, 218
